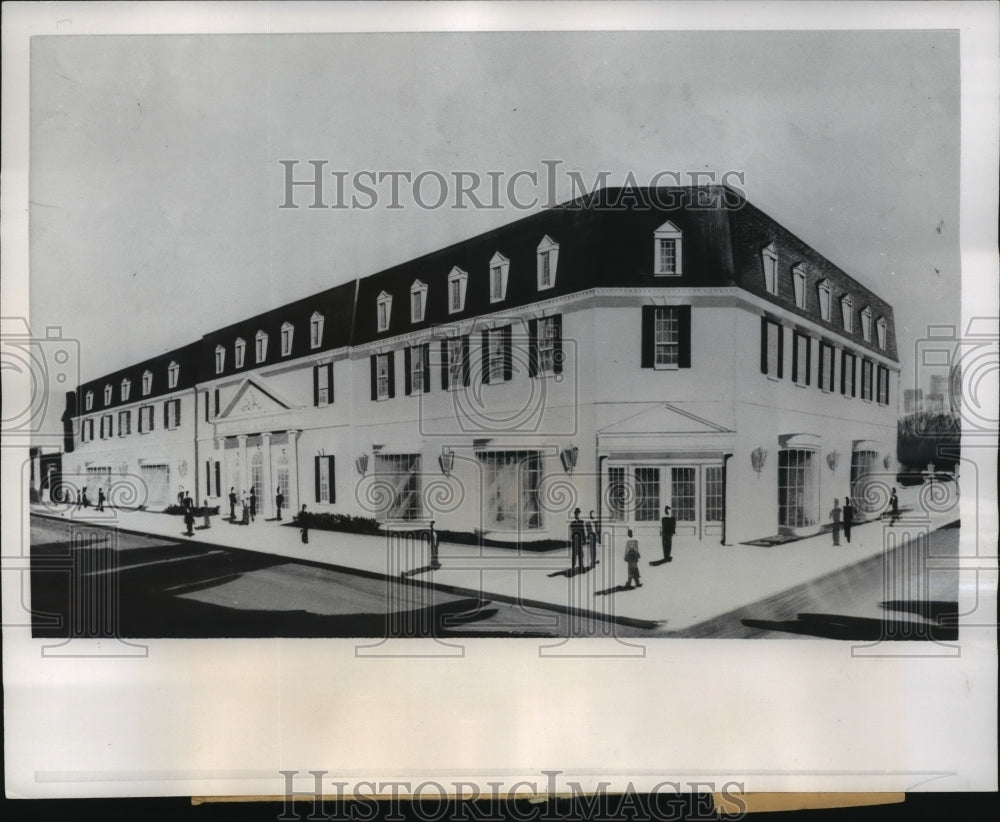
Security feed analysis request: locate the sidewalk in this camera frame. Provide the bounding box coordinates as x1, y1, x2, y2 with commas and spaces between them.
30, 485, 958, 632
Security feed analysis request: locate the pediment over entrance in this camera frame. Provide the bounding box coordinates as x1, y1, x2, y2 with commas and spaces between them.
218, 378, 297, 421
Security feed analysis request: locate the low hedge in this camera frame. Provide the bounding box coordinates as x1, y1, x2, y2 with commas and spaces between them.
164, 504, 222, 516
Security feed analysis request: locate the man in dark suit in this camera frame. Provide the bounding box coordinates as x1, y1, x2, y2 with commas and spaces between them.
428, 520, 441, 570
298, 504, 310, 543
569, 508, 586, 571
228, 487, 237, 520
843, 497, 854, 544
249, 488, 257, 522
660, 505, 676, 562
275, 486, 284, 521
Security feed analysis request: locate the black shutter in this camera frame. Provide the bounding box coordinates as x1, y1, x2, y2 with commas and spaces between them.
885, 368, 891, 406
792, 333, 799, 382
677, 306, 691, 368
528, 318, 539, 378
163, 401, 169, 428
503, 325, 513, 382
440, 340, 449, 390
205, 391, 210, 422
851, 357, 857, 397
214, 462, 221, 497
370, 355, 377, 400
840, 351, 847, 395
553, 314, 564, 375
214, 389, 220, 416
176, 399, 181, 426
313, 365, 320, 406
404, 347, 412, 395
423, 343, 431, 393
327, 363, 334, 403
641, 306, 655, 368
387, 350, 396, 398
805, 337, 812, 386
481, 330, 490, 384
462, 335, 471, 386
314, 456, 321, 502
206, 460, 211, 495
776, 325, 784, 379
328, 456, 336, 503
760, 317, 768, 374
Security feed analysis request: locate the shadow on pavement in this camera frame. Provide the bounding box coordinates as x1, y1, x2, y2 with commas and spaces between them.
741, 612, 959, 641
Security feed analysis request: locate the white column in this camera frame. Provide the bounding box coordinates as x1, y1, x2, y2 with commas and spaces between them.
237, 435, 247, 497
287, 429, 300, 514
261, 432, 273, 519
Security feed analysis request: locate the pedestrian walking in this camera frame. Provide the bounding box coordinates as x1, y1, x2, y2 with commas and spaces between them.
275, 486, 284, 521
298, 504, 310, 544
202, 498, 212, 529
241, 494, 250, 525
82, 488, 90, 509
843, 497, 854, 544
96, 487, 105, 512
428, 520, 441, 570
228, 487, 237, 521
76, 488, 83, 510
249, 488, 257, 522
887, 487, 899, 526
830, 499, 842, 546
569, 508, 586, 571
624, 529, 642, 589
183, 504, 195, 537
586, 509, 600, 568
659, 505, 675, 562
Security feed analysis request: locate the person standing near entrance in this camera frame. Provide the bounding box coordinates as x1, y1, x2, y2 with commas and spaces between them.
569, 508, 586, 571
241, 493, 250, 525
96, 487, 105, 512
228, 487, 237, 521
202, 498, 212, 529
887, 487, 899, 526
249, 488, 257, 523
830, 498, 842, 546
298, 504, 310, 544
586, 510, 600, 568
275, 486, 284, 521
659, 505, 676, 563
428, 520, 441, 570
843, 497, 854, 544
624, 529, 642, 589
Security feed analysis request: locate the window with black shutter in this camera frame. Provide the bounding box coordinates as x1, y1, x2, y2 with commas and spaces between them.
642, 306, 691, 369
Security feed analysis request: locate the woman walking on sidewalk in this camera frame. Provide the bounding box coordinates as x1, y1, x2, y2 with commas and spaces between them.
624, 529, 642, 589
202, 499, 212, 529
241, 493, 250, 526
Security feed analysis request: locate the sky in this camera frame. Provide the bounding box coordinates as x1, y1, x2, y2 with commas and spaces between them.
29, 29, 961, 434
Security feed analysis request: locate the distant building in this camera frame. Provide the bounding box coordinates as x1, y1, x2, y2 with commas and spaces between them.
903, 388, 924, 415
68, 186, 900, 544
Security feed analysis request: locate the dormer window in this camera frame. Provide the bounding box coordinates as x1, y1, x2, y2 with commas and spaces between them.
104, 384, 112, 405
654, 220, 683, 277
792, 264, 807, 309
376, 291, 392, 333
234, 337, 246, 369
761, 242, 778, 295
310, 311, 325, 349
537, 235, 559, 290
410, 280, 428, 323
121, 378, 131, 402
489, 252, 510, 303
447, 267, 468, 314
281, 322, 294, 356
255, 331, 268, 363
817, 280, 831, 321
860, 307, 872, 342
215, 346, 225, 374
840, 295, 854, 333
876, 316, 887, 349
85, 391, 94, 411
142, 370, 153, 395
167, 361, 179, 390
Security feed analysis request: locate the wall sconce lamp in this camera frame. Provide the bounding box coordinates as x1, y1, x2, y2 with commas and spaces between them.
826, 450, 839, 472
560, 445, 579, 474
439, 448, 455, 476
355, 453, 369, 476
750, 447, 767, 476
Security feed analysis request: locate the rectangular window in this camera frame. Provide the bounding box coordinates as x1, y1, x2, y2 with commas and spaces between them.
118, 410, 131, 437
138, 405, 154, 433
877, 365, 890, 405
281, 324, 294, 356
529, 315, 563, 377
477, 451, 542, 531
374, 453, 421, 521
704, 466, 724, 522
85, 419, 94, 441
634, 467, 660, 521
641, 306, 691, 369
235, 340, 245, 369
378, 302, 389, 332
491, 266, 503, 300
314, 363, 333, 406
450, 280, 462, 312
657, 238, 677, 275
377, 354, 390, 400
164, 398, 181, 429
100, 415, 112, 439
671, 467, 696, 522
607, 466, 627, 521
761, 318, 784, 378
405, 344, 429, 396
841, 351, 857, 397
447, 337, 464, 389
778, 449, 818, 528
539, 250, 552, 287
488, 330, 504, 382
818, 342, 835, 391
411, 291, 424, 323
654, 307, 680, 367
792, 331, 811, 385
481, 327, 512, 384
860, 359, 874, 401
314, 455, 335, 504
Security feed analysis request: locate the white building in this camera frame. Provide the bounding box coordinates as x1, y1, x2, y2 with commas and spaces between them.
69, 186, 900, 545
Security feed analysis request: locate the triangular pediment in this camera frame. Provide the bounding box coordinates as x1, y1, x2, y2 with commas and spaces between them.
218, 378, 296, 420
599, 402, 733, 436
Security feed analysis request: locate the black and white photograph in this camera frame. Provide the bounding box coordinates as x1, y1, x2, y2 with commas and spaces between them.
3, 0, 997, 802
